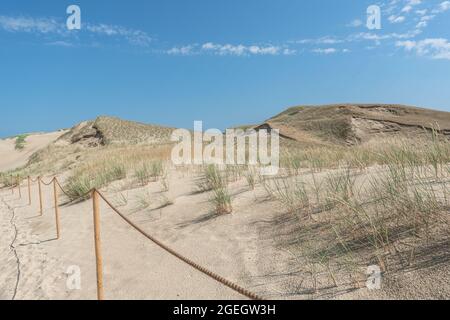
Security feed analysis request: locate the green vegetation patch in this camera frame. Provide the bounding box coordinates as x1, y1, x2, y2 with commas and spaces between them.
15, 134, 28, 150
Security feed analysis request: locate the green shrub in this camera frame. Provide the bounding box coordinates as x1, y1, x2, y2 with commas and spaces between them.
15, 134, 28, 150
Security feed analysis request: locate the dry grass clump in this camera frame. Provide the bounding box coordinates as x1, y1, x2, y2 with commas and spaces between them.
65, 160, 127, 200
0, 173, 17, 188
196, 165, 233, 214
92, 116, 174, 145
263, 176, 310, 217
134, 160, 165, 186
281, 130, 450, 172
244, 167, 258, 190
270, 132, 450, 291
25, 142, 173, 200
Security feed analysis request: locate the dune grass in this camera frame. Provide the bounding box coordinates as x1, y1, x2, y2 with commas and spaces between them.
65, 160, 127, 200
63, 144, 171, 200
267, 132, 450, 290
134, 160, 165, 186
196, 165, 233, 214
14, 134, 28, 150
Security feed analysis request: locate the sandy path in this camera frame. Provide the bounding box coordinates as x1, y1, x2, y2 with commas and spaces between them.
0, 193, 20, 299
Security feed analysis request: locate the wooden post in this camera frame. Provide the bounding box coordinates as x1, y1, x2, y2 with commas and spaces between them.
11, 175, 14, 195
53, 179, 61, 239
17, 176, 22, 199
28, 176, 32, 205
92, 190, 104, 300
38, 177, 43, 216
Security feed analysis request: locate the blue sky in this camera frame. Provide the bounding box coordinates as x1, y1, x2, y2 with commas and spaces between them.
1, 0, 450, 137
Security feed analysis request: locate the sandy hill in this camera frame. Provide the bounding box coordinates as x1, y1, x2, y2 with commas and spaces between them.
57, 116, 175, 147
0, 131, 67, 172
255, 104, 450, 146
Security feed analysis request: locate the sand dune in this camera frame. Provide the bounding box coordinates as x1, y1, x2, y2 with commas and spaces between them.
1, 106, 449, 300
1, 168, 448, 300
0, 132, 66, 172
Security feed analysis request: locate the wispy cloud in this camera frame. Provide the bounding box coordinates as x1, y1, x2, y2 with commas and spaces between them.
347, 19, 363, 28
86, 23, 152, 46
0, 15, 64, 34
167, 45, 197, 56
312, 48, 350, 55
388, 15, 406, 23
46, 40, 75, 47
433, 0, 450, 13
397, 38, 450, 60
312, 48, 337, 54
167, 42, 295, 56
0, 15, 152, 47
2, 2, 450, 62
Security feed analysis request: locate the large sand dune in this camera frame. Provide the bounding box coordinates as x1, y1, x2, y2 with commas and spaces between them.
0, 132, 66, 172
1, 106, 449, 300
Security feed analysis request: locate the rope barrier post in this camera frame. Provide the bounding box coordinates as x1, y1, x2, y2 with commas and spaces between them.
38, 176, 43, 216
11, 175, 14, 195
28, 176, 32, 205
17, 176, 22, 199
53, 178, 61, 239
92, 190, 104, 300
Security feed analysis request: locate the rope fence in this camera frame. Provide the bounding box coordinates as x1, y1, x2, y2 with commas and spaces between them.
3, 175, 263, 301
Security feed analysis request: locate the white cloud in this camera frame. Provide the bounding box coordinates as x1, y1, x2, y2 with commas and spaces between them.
350, 30, 421, 42
312, 48, 337, 54
167, 45, 196, 55
416, 9, 427, 16
397, 38, 450, 60
416, 14, 436, 29
438, 1, 450, 12
167, 43, 294, 56
201, 42, 285, 56
407, 0, 422, 6
292, 36, 344, 45
0, 15, 63, 34
402, 5, 413, 13
46, 40, 74, 47
389, 15, 406, 23
282, 48, 297, 55
347, 19, 363, 28
86, 23, 152, 46
0, 15, 152, 46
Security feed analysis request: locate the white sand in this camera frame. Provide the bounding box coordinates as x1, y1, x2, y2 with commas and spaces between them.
0, 176, 254, 300
1, 167, 448, 300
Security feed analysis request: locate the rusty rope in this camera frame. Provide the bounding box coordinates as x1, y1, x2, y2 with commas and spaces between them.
29, 177, 39, 183
95, 189, 262, 300
54, 178, 72, 198
40, 177, 55, 186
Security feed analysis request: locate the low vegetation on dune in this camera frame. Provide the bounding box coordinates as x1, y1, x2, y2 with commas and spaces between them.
63, 145, 170, 200
58, 116, 175, 147
14, 134, 28, 150
0, 173, 17, 187
259, 131, 450, 291
201, 165, 233, 214
1, 105, 450, 298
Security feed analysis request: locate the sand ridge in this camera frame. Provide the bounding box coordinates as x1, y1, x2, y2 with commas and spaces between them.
0, 131, 67, 172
